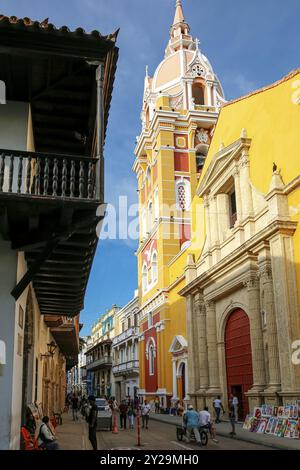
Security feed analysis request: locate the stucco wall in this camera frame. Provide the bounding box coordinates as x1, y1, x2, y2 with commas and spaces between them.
0, 240, 18, 450
0, 100, 31, 192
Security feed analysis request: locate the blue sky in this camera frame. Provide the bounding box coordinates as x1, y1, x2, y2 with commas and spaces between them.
1, 0, 300, 334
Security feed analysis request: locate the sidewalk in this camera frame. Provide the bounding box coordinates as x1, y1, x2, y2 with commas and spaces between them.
55, 411, 90, 450
150, 413, 300, 450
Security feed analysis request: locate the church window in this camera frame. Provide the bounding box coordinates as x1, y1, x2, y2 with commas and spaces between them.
229, 189, 237, 228
196, 144, 208, 173
146, 166, 151, 185
142, 264, 147, 293
148, 200, 153, 231
192, 83, 205, 105
149, 345, 155, 375
152, 252, 158, 284
176, 179, 190, 211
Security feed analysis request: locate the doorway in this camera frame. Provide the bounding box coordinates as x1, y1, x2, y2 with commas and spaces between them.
225, 309, 253, 420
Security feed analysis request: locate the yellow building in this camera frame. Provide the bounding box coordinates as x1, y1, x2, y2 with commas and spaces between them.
134, 0, 225, 407
180, 69, 300, 418
86, 305, 119, 397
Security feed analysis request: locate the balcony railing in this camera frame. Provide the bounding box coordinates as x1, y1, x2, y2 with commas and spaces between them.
112, 360, 139, 375
0, 149, 98, 200
86, 355, 112, 371
112, 327, 139, 346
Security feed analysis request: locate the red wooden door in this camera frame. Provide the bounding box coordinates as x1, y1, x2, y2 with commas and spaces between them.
225, 309, 253, 419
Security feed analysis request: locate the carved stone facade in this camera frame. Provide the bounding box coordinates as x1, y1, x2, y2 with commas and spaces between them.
180, 130, 300, 417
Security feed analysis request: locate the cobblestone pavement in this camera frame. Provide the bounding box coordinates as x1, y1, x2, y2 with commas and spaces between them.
56, 412, 269, 450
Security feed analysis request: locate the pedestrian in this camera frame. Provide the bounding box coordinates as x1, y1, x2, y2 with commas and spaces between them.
183, 405, 201, 446
213, 396, 225, 423
141, 400, 151, 429
199, 406, 219, 443
71, 394, 79, 421
37, 416, 59, 450
87, 395, 98, 450
127, 401, 135, 429
228, 400, 236, 437
177, 400, 185, 417
229, 393, 239, 422
134, 395, 139, 411
24, 408, 36, 438
154, 396, 160, 414
119, 399, 128, 430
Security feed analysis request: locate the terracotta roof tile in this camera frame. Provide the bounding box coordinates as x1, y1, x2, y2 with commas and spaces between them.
224, 68, 300, 108
0, 13, 119, 43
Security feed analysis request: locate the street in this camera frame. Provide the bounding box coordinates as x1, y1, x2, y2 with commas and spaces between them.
56, 413, 269, 451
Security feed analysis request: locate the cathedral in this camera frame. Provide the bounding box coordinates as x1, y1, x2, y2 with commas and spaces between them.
134, 0, 225, 408
135, 0, 300, 416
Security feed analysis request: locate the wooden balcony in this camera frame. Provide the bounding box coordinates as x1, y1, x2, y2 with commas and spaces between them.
0, 149, 99, 201
0, 14, 119, 319
0, 148, 103, 317
50, 316, 79, 358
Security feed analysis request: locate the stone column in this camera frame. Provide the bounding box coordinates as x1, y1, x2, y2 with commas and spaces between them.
210, 196, 219, 246
206, 82, 212, 107
184, 359, 189, 400
194, 292, 209, 391
233, 165, 242, 223
172, 359, 178, 400
159, 321, 166, 393
239, 150, 253, 220
259, 261, 281, 391
216, 194, 228, 242
186, 294, 198, 398
244, 276, 266, 392
203, 195, 211, 250
187, 80, 194, 110
212, 84, 218, 108
205, 300, 221, 391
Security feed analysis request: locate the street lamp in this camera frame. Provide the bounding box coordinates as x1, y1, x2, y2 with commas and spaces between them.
40, 341, 57, 359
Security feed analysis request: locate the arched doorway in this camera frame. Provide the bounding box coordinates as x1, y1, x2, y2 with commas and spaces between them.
21, 289, 35, 424
225, 309, 253, 419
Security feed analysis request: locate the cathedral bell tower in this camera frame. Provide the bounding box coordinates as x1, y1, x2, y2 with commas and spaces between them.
133, 0, 225, 406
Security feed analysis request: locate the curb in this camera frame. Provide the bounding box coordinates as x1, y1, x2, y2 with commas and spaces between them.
149, 415, 298, 451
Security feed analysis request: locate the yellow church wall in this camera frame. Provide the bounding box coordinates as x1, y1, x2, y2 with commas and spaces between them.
207, 71, 300, 194
288, 189, 300, 312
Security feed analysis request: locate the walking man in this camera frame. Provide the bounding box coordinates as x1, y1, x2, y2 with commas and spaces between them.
230, 393, 239, 422
228, 400, 236, 437
71, 394, 79, 421
87, 395, 98, 450
213, 396, 225, 423
199, 406, 219, 443
183, 405, 201, 446
119, 400, 128, 430
141, 400, 151, 429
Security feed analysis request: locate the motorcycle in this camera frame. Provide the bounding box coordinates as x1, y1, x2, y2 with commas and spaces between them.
176, 424, 209, 446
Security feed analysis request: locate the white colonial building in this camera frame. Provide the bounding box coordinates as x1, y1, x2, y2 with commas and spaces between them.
112, 292, 140, 402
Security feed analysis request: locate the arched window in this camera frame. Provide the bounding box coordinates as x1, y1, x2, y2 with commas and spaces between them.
152, 252, 158, 284
196, 144, 209, 173
154, 188, 159, 220
146, 166, 151, 185
142, 209, 146, 239
142, 264, 148, 293
192, 84, 205, 105
175, 179, 191, 211
148, 200, 153, 231
149, 344, 155, 376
